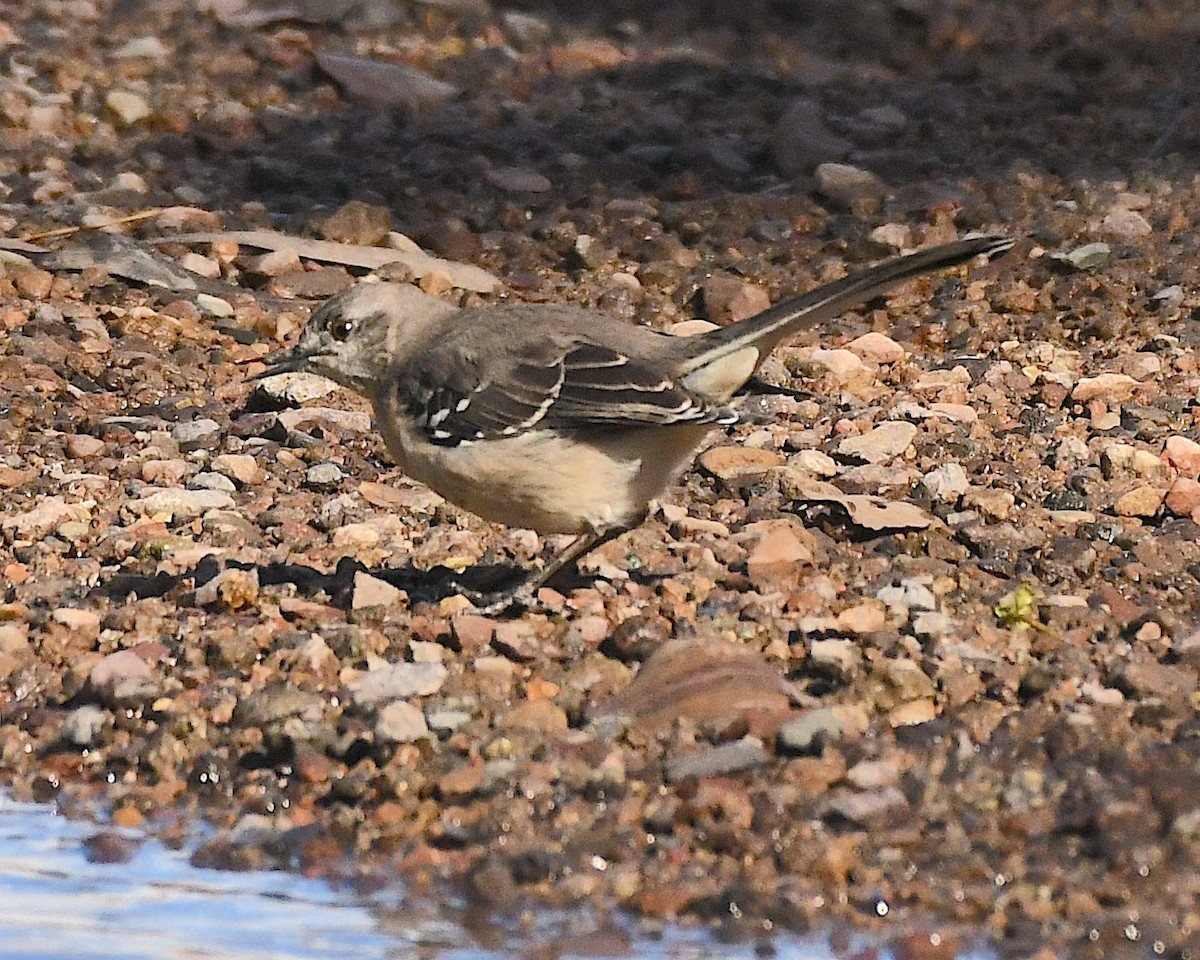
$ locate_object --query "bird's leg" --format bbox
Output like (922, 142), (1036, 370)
(464, 526), (629, 616)
(532, 528), (616, 590)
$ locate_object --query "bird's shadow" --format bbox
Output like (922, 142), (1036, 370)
(93, 553), (533, 610)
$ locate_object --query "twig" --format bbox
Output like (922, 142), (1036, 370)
(21, 207), (167, 242)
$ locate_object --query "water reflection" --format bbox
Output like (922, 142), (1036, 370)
(0, 792), (393, 960)
(0, 792), (986, 960)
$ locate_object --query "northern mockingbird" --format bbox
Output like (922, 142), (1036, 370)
(259, 234), (1014, 611)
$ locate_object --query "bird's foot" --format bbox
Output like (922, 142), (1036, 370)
(442, 529), (619, 617)
(473, 584), (538, 617)
(444, 577), (537, 617)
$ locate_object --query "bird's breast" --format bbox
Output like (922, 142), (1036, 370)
(373, 392), (716, 534)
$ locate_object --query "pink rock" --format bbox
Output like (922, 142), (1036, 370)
(242, 248), (302, 276)
(549, 38), (626, 72)
(929, 402), (977, 423)
(1072, 373), (1139, 403)
(744, 519), (813, 588)
(809, 348), (869, 380)
(1114, 485), (1164, 518)
(451, 614), (496, 651)
(836, 601), (887, 634)
(51, 608), (101, 635)
(701, 274), (771, 326)
(351, 572), (405, 610)
(847, 331), (905, 364)
(88, 649), (158, 704)
(66, 435), (106, 459)
(1163, 435), (1200, 478)
(697, 446), (782, 482)
(498, 699), (568, 733)
(1165, 476), (1200, 517)
(211, 454), (265, 486)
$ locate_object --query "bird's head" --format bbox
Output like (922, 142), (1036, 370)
(255, 282), (456, 396)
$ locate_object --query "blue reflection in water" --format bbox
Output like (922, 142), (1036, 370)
(0, 793), (393, 960)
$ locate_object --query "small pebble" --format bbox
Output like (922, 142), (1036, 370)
(105, 90), (151, 125)
(1100, 208), (1152, 239)
(350, 572), (406, 611)
(868, 223), (911, 249)
(1072, 373), (1138, 403)
(305, 462), (344, 491)
(187, 471), (236, 493)
(777, 708), (843, 755)
(814, 162), (887, 204)
(809, 348), (870, 381)
(210, 454), (265, 486)
(126, 487), (234, 519)
(809, 638), (860, 677)
(847, 332), (905, 364)
(375, 700), (429, 744)
(345, 661), (447, 708)
(172, 418), (221, 452)
(788, 449), (838, 478)
(317, 200), (391, 246)
(922, 463), (970, 502)
(701, 274), (771, 325)
(665, 737), (768, 783)
(1114, 485), (1164, 518)
(66, 435), (106, 459)
(486, 166), (552, 193)
(1052, 242), (1111, 271)
(837, 422), (918, 464)
(697, 446), (782, 482)
(62, 705), (109, 747)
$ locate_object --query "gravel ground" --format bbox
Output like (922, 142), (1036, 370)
(3, 1), (1200, 957)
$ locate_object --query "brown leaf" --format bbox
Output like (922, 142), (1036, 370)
(0, 237), (48, 253)
(45, 234), (199, 291)
(152, 229), (498, 293)
(207, 0), (352, 28)
(590, 638), (804, 734)
(315, 49), (459, 110)
(786, 478), (934, 532)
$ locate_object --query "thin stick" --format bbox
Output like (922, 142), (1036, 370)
(21, 207), (167, 242)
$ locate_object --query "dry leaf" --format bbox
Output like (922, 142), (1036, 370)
(204, 0), (352, 27)
(805, 493), (933, 531)
(152, 229), (498, 293)
(357, 481), (414, 510)
(0, 237), (48, 253)
(785, 477), (934, 531)
(45, 233), (200, 290)
(591, 638), (804, 733)
(315, 49), (459, 110)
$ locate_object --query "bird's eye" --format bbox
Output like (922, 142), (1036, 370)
(329, 318), (355, 341)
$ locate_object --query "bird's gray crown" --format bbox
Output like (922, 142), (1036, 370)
(261, 282), (456, 393)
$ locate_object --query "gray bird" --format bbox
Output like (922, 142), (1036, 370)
(258, 234), (1013, 611)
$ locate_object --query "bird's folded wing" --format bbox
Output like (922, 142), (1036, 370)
(396, 339), (736, 447)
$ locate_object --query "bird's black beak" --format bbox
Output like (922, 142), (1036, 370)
(249, 346), (310, 381)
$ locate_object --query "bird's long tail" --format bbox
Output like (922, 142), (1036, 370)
(677, 234), (1015, 393)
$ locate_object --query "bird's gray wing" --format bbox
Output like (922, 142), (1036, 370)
(395, 338), (736, 448)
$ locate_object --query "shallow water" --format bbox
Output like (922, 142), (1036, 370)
(0, 793), (396, 960)
(0, 792), (988, 960)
